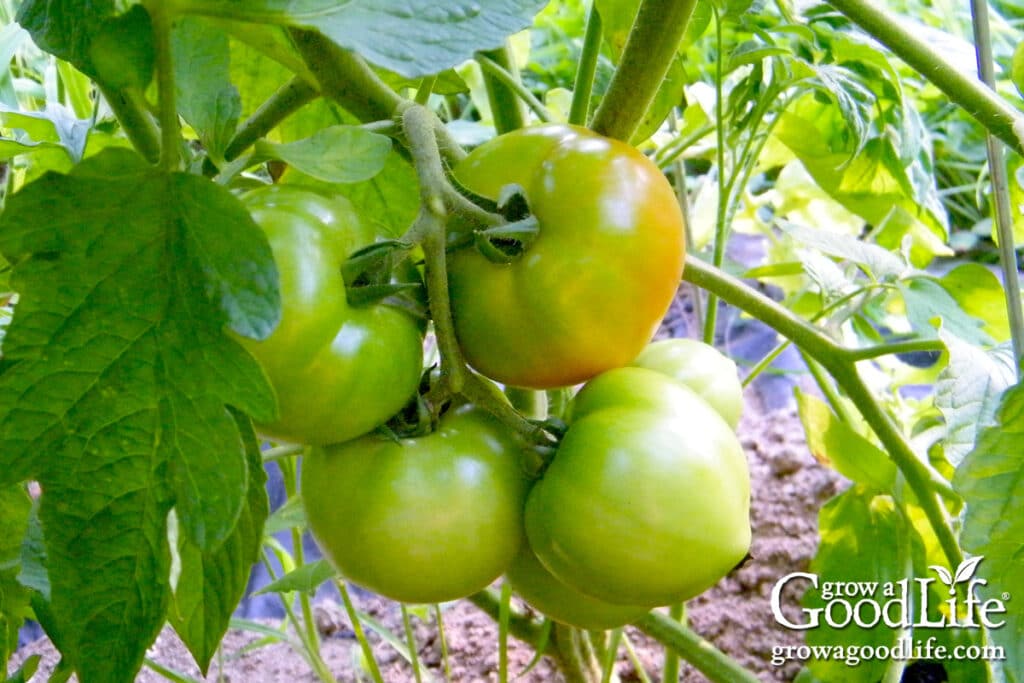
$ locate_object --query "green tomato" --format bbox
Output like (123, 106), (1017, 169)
(238, 185), (423, 445)
(448, 124), (686, 389)
(301, 405), (529, 604)
(632, 339), (743, 428)
(506, 543), (651, 630)
(526, 367), (750, 606)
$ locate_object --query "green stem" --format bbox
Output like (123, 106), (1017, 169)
(434, 605), (452, 681)
(337, 581), (385, 683)
(97, 84), (161, 164)
(145, 0), (181, 171)
(415, 76), (436, 105)
(661, 604), (685, 682)
(262, 444), (304, 464)
(590, 0), (699, 141)
(477, 53), (552, 124)
(291, 30), (465, 165)
(401, 605), (423, 683)
(704, 7), (728, 345)
(478, 45), (529, 132)
(224, 76), (318, 161)
(279, 457), (324, 665)
(553, 625), (600, 683)
(800, 350), (860, 426)
(826, 0), (1024, 155)
(498, 582), (512, 683)
(569, 2), (604, 127)
(845, 338), (945, 361)
(467, 589), (547, 647)
(638, 613), (757, 683)
(683, 256), (963, 570)
(969, 0), (1024, 372)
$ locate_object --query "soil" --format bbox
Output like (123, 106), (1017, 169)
(9, 390), (845, 682)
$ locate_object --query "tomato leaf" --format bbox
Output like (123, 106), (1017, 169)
(0, 149), (278, 682)
(15, 0), (113, 78)
(954, 381), (1024, 681)
(196, 0), (548, 79)
(172, 16), (241, 164)
(255, 559), (338, 596)
(795, 389), (896, 491)
(256, 126), (392, 184)
(898, 277), (993, 346)
(0, 104), (89, 163)
(804, 488), (916, 683)
(170, 412), (268, 674)
(934, 331), (1015, 468)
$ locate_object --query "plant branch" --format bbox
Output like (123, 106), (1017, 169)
(844, 339), (945, 362)
(224, 76), (318, 161)
(683, 256), (963, 570)
(145, 0), (181, 171)
(477, 53), (552, 124)
(590, 0), (699, 141)
(569, 2), (603, 126)
(637, 613), (759, 683)
(478, 45), (529, 132)
(97, 84), (161, 165)
(969, 0), (1024, 373)
(826, 0), (1024, 155)
(467, 589), (547, 647)
(290, 30), (465, 165)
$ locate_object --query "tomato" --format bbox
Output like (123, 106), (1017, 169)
(525, 367), (750, 606)
(301, 405), (529, 604)
(506, 543), (651, 630)
(237, 185), (423, 445)
(448, 124), (685, 389)
(632, 339), (743, 428)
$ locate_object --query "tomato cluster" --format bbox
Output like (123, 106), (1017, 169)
(234, 128), (749, 623)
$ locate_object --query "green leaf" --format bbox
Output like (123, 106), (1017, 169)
(935, 332), (1015, 468)
(0, 485), (31, 669)
(89, 5), (154, 92)
(15, 0), (114, 78)
(0, 149), (278, 683)
(795, 389), (896, 491)
(3, 654), (40, 683)
(954, 381), (1024, 681)
(256, 126), (391, 184)
(937, 264), (1012, 343)
(804, 488), (916, 683)
(170, 412), (269, 673)
(194, 0), (548, 78)
(255, 559), (338, 596)
(1013, 41), (1024, 99)
(0, 105), (90, 163)
(780, 220), (906, 281)
(173, 17), (242, 163)
(898, 277), (992, 346)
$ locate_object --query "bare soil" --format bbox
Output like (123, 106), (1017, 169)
(10, 394), (844, 682)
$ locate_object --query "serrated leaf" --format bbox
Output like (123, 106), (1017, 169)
(197, 0), (548, 78)
(0, 105), (89, 163)
(15, 0), (114, 78)
(899, 278), (993, 346)
(255, 559), (337, 596)
(0, 149), (278, 683)
(726, 41), (790, 73)
(938, 264), (1012, 343)
(934, 331), (1014, 468)
(264, 495), (306, 536)
(954, 381), (1024, 681)
(173, 16), (241, 162)
(805, 488), (916, 683)
(795, 389), (896, 491)
(170, 412), (269, 673)
(257, 126), (391, 184)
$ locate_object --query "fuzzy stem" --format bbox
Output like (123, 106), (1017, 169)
(589, 0), (699, 141)
(569, 2), (604, 127)
(224, 77), (318, 160)
(478, 45), (528, 132)
(637, 613), (759, 683)
(97, 84), (161, 164)
(145, 0), (181, 171)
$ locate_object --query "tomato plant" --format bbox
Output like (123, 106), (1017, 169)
(301, 405), (529, 604)
(525, 366), (751, 606)
(448, 124), (685, 388)
(0, 0), (1022, 681)
(237, 185), (424, 446)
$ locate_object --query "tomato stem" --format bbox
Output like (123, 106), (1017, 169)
(97, 83), (161, 165)
(568, 2), (603, 127)
(637, 612), (759, 683)
(589, 0), (699, 141)
(477, 45), (530, 132)
(224, 76), (318, 161)
(145, 0), (182, 171)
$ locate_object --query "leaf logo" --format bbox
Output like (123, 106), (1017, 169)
(930, 556), (984, 595)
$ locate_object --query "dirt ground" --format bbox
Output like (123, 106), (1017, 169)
(10, 388), (845, 682)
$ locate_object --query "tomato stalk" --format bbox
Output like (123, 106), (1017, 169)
(224, 76), (318, 161)
(589, 0), (700, 141)
(568, 2), (603, 127)
(683, 255), (964, 570)
(825, 0), (1024, 156)
(96, 83), (161, 165)
(637, 613), (759, 683)
(478, 45), (529, 132)
(477, 53), (553, 124)
(144, 0), (182, 171)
